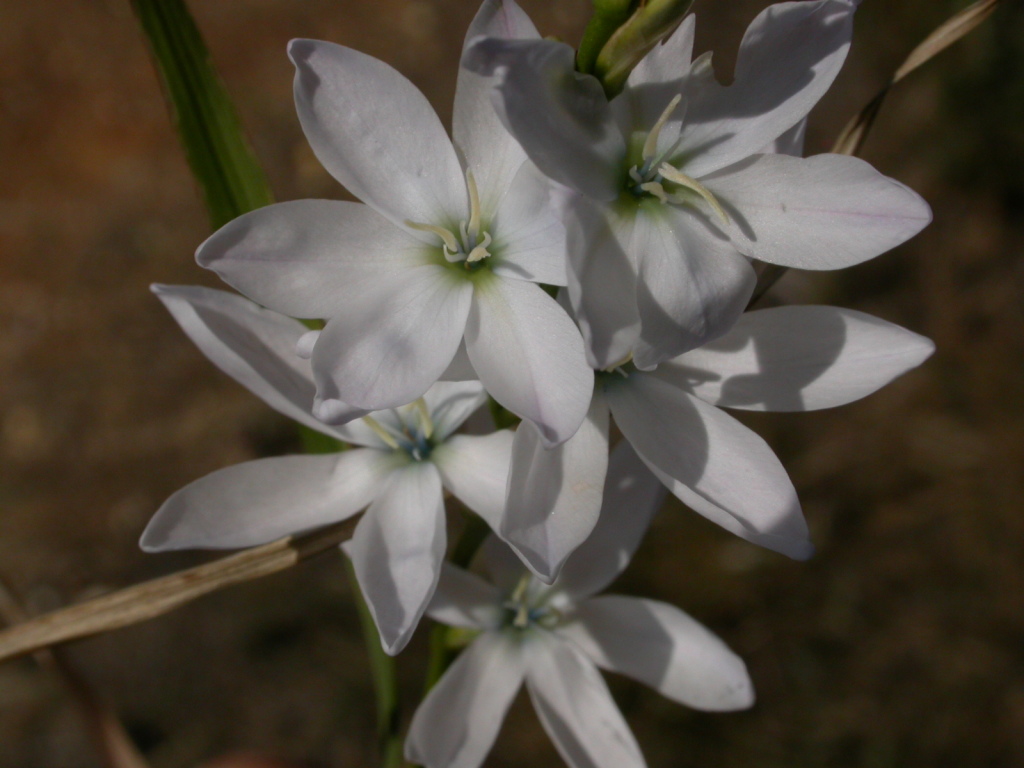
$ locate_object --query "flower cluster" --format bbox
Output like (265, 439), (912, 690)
(143, 1), (935, 765)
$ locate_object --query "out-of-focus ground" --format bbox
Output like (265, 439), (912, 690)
(1, 0), (1022, 766)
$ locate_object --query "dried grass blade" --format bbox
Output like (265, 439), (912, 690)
(833, 0), (1000, 156)
(0, 520), (355, 664)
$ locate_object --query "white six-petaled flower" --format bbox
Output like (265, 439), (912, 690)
(143, 285), (515, 654)
(466, 0), (932, 370)
(406, 443), (754, 768)
(193, 0), (592, 447)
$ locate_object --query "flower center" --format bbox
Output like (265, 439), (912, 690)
(626, 94), (729, 225)
(405, 170), (493, 268)
(361, 398), (436, 461)
(502, 574), (561, 631)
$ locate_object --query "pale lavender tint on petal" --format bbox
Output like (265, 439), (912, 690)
(454, 0), (538, 214)
(501, 391), (608, 583)
(312, 265), (473, 414)
(557, 595), (754, 711)
(703, 153), (932, 270)
(663, 305), (935, 412)
(288, 39), (466, 231)
(679, 0), (858, 177)
(348, 461), (447, 654)
(141, 448), (397, 551)
(406, 633), (524, 768)
(464, 37), (625, 201)
(152, 284), (361, 435)
(555, 440), (667, 600)
(605, 373), (812, 559)
(525, 632), (646, 768)
(194, 199), (428, 319)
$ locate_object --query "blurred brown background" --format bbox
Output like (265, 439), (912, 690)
(1, 0), (1022, 766)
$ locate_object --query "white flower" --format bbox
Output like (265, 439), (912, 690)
(406, 443), (754, 768)
(194, 0), (591, 446)
(502, 305), (936, 579)
(466, 0), (932, 369)
(142, 285), (515, 654)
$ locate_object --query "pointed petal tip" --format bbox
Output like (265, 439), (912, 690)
(286, 38), (318, 67)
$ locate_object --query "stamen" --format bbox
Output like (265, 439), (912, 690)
(657, 163), (730, 224)
(628, 166), (644, 184)
(466, 169), (483, 243)
(405, 220), (460, 253)
(639, 181), (669, 204)
(413, 398), (434, 439)
(643, 94), (683, 162)
(361, 416), (401, 451)
(465, 231), (492, 263)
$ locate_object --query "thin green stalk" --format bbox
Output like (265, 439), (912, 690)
(346, 558), (404, 768)
(131, 0), (273, 229)
(577, 0), (639, 74)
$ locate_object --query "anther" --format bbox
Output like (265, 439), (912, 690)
(361, 416), (401, 451)
(465, 231), (492, 264)
(413, 398), (434, 439)
(657, 163), (730, 225)
(405, 221), (461, 254)
(643, 94), (683, 162)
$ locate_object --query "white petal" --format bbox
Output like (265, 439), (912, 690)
(502, 394), (608, 583)
(349, 462), (447, 654)
(406, 633), (524, 768)
(465, 277), (591, 446)
(141, 449), (397, 551)
(288, 39), (466, 230)
(667, 305), (935, 411)
(704, 153), (932, 269)
(525, 632), (646, 768)
(463, 37), (625, 200)
(558, 596), (754, 711)
(561, 193), (640, 370)
(491, 163), (568, 286)
(195, 200), (430, 318)
(631, 206), (756, 369)
(604, 373), (812, 559)
(681, 0), (857, 177)
(423, 380), (489, 440)
(427, 562), (504, 630)
(556, 441), (666, 599)
(454, 0), (538, 214)
(151, 285), (358, 435)
(433, 431), (515, 532)
(625, 15), (696, 89)
(760, 117), (806, 157)
(312, 266), (473, 413)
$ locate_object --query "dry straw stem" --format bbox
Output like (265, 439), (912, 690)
(833, 0), (1000, 155)
(751, 0), (1000, 307)
(0, 519), (355, 665)
(0, 576), (152, 768)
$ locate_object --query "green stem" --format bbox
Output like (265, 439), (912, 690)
(577, 0), (639, 74)
(131, 0), (274, 229)
(422, 514), (492, 694)
(345, 558), (404, 768)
